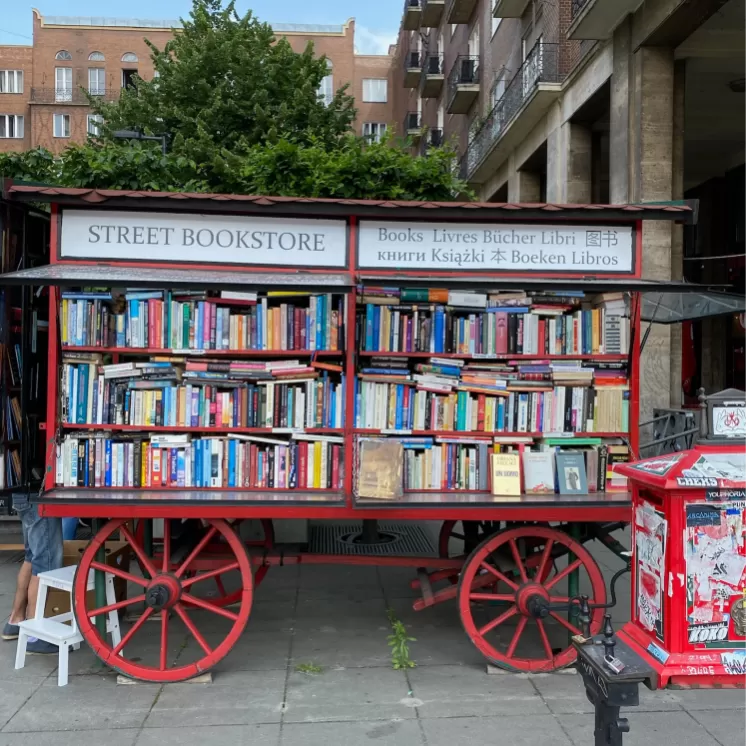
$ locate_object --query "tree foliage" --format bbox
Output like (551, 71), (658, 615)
(0, 0), (472, 200)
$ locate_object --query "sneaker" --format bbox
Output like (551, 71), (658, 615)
(1, 622), (19, 641)
(26, 638), (58, 655)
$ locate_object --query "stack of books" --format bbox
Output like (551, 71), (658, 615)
(56, 432), (343, 490)
(61, 290), (345, 352)
(357, 287), (629, 356)
(402, 436), (491, 491)
(354, 356), (628, 434)
(61, 354), (344, 430)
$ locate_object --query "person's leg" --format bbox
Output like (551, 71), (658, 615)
(25, 575), (41, 620)
(62, 517), (77, 541)
(9, 562), (32, 624)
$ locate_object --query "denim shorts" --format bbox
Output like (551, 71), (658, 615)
(13, 494), (63, 576)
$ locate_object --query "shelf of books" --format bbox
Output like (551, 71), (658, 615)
(53, 287), (349, 502)
(352, 285), (635, 507)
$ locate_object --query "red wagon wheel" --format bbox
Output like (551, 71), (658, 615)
(438, 521), (499, 559)
(458, 526), (606, 673)
(134, 518), (273, 605)
(74, 518), (253, 683)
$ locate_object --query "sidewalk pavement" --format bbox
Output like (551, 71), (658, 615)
(0, 535), (742, 746)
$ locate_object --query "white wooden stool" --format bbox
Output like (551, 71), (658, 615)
(15, 565), (122, 686)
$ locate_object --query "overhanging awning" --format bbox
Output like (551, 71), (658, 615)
(641, 290), (745, 323)
(0, 263), (352, 290)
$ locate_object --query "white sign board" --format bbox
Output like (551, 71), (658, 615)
(357, 221), (634, 273)
(60, 210), (348, 268)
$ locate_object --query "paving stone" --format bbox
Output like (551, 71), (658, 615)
(407, 664), (548, 718)
(283, 667), (416, 723)
(689, 707), (746, 746)
(145, 669), (286, 727)
(290, 624), (392, 669)
(0, 729), (139, 746)
(280, 719), (423, 746)
(671, 687), (746, 711)
(421, 714), (574, 746)
(137, 723), (280, 746)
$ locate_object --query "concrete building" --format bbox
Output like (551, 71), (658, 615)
(0, 10), (395, 154)
(391, 0), (745, 422)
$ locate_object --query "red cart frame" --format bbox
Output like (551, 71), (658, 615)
(1, 184), (697, 682)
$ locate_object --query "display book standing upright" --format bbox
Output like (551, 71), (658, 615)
(0, 200), (49, 511)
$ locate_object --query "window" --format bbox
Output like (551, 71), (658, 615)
(492, 70), (506, 106)
(88, 51), (105, 61)
(0, 114), (23, 139)
(491, 3), (502, 37)
(55, 67), (72, 102)
(55, 50), (72, 61)
(122, 69), (138, 88)
(363, 122), (387, 143)
(121, 52), (138, 63)
(53, 113), (70, 138)
(0, 70), (23, 94)
(318, 61), (333, 106)
(87, 114), (103, 136)
(88, 68), (106, 95)
(362, 79), (387, 103)
(468, 24), (480, 58)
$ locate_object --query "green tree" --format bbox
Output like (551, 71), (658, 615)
(92, 0), (356, 160)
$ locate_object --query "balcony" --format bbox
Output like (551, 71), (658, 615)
(419, 127), (443, 156)
(568, 0), (643, 40)
(461, 42), (563, 183)
(421, 0), (445, 28)
(403, 50), (422, 88)
(402, 0), (422, 30)
(30, 87), (120, 105)
(447, 55), (480, 115)
(446, 0), (478, 24)
(419, 53), (444, 98)
(404, 111), (423, 140)
(492, 0), (530, 17)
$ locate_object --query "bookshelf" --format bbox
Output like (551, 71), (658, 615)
(0, 201), (49, 507)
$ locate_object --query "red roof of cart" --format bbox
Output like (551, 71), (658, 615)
(1, 182), (697, 223)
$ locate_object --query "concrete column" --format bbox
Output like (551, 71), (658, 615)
(609, 18), (632, 204)
(511, 170), (542, 202)
(547, 122), (592, 203)
(631, 46), (676, 432)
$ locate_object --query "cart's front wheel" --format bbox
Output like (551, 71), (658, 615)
(457, 526), (606, 673)
(74, 518), (253, 683)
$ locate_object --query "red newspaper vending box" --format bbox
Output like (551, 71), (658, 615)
(615, 389), (746, 688)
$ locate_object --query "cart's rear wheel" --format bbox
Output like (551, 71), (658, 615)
(438, 521), (499, 559)
(74, 518), (252, 683)
(458, 526), (606, 673)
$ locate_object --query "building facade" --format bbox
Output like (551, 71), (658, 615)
(0, 11), (395, 154)
(391, 0), (745, 422)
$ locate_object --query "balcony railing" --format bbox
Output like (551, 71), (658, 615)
(420, 53), (444, 97)
(30, 87), (120, 105)
(402, 0), (422, 31)
(447, 55), (480, 114)
(461, 42), (561, 180)
(404, 111), (422, 133)
(419, 127), (443, 155)
(404, 49), (423, 87)
(571, 0), (591, 19)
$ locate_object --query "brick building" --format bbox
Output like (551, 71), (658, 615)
(0, 10), (395, 154)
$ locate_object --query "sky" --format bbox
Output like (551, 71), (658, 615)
(0, 1), (401, 54)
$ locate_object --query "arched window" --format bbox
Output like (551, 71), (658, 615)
(55, 50), (72, 61)
(318, 60), (333, 107)
(88, 51), (105, 61)
(121, 52), (138, 63)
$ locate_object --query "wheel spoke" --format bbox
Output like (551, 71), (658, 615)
(549, 611), (583, 636)
(545, 558), (583, 591)
(536, 619), (553, 659)
(469, 593), (515, 602)
(508, 539), (528, 583)
(215, 576), (227, 597)
(88, 594), (146, 618)
(174, 603), (212, 655)
(162, 520), (171, 573)
(451, 532), (466, 541)
(535, 539), (554, 583)
(506, 616), (528, 658)
(478, 604), (517, 636)
(181, 561), (241, 589)
(112, 607), (154, 656)
(120, 524), (158, 579)
(479, 561), (518, 591)
(182, 592), (239, 621)
(90, 560), (148, 588)
(175, 526), (218, 578)
(160, 611), (169, 671)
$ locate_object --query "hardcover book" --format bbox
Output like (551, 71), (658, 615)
(556, 452), (588, 495)
(356, 439), (403, 499)
(490, 453), (522, 497)
(522, 451), (555, 494)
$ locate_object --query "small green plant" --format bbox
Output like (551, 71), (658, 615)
(295, 662), (324, 675)
(387, 608), (416, 670)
